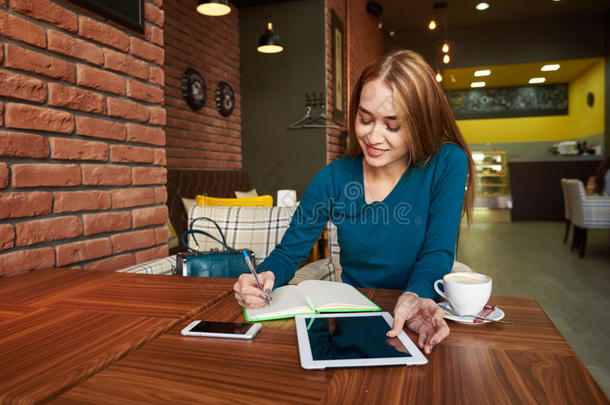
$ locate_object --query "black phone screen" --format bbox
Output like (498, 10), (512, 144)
(189, 321), (253, 335)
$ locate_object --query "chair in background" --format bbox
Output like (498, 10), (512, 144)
(563, 179), (610, 258)
(560, 178), (572, 244)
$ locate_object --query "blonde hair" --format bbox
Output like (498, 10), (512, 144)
(345, 50), (476, 225)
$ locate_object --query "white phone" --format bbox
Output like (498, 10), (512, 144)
(181, 320), (262, 339)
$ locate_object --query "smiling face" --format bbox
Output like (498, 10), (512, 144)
(355, 78), (409, 174)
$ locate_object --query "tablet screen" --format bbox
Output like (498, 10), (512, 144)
(304, 315), (412, 361)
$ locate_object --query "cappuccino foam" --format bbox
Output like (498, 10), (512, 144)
(446, 273), (489, 285)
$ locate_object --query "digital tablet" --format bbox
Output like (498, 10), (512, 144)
(295, 312), (428, 369)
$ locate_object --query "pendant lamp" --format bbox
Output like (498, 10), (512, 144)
(196, 0), (231, 17)
(257, 21), (283, 54)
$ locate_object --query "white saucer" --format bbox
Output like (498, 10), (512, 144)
(438, 302), (505, 325)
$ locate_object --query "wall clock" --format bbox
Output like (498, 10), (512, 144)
(181, 68), (206, 111)
(215, 81), (235, 117)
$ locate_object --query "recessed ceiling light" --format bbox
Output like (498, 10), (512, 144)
(474, 69), (491, 77)
(389, 30), (395, 36)
(471, 81), (486, 88)
(475, 2), (489, 10)
(541, 64), (560, 71)
(529, 77), (546, 84)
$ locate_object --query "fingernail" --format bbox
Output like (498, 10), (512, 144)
(432, 339), (438, 346)
(265, 288), (271, 295)
(259, 293), (267, 300)
(432, 319), (438, 327)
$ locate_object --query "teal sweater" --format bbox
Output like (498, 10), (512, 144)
(258, 143), (468, 299)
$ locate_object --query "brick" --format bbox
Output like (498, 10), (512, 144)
(16, 216), (82, 246)
(47, 29), (103, 65)
(132, 166), (167, 185)
(135, 244), (168, 264)
(144, 2), (164, 27)
(12, 164), (80, 188)
(0, 191), (52, 219)
(53, 190), (111, 213)
(148, 24), (163, 47)
(5, 103), (74, 133)
(82, 211), (131, 236)
(0, 247), (55, 277)
(127, 79), (163, 103)
(0, 11), (46, 48)
(84, 253), (135, 271)
(49, 137), (108, 161)
(154, 225), (169, 244)
(0, 162), (8, 189)
(55, 237), (111, 267)
(48, 83), (105, 113)
(103, 49), (149, 80)
(107, 97), (149, 122)
(0, 131), (49, 158)
(110, 144), (154, 163)
(130, 37), (163, 65)
(5, 44), (75, 82)
(0, 70), (47, 103)
(125, 123), (165, 146)
(11, 0), (77, 32)
(76, 116), (126, 141)
(77, 64), (126, 96)
(0, 102), (3, 125)
(78, 16), (129, 51)
(154, 186), (167, 204)
(148, 66), (164, 87)
(153, 148), (166, 166)
(0, 224), (14, 251)
(132, 205), (168, 228)
(111, 229), (155, 254)
(149, 0), (162, 7)
(82, 164), (131, 186)
(111, 187), (155, 209)
(149, 107), (166, 125)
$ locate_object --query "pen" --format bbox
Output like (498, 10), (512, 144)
(242, 250), (270, 305)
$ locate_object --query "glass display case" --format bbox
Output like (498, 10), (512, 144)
(472, 151), (512, 209)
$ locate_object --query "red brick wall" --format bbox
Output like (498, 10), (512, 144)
(163, 1), (241, 169)
(326, 0), (384, 163)
(0, 0), (168, 276)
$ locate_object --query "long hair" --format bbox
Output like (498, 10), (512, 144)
(593, 155), (610, 195)
(345, 50), (476, 225)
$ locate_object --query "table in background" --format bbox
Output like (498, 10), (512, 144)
(55, 290), (607, 404)
(0, 268), (234, 405)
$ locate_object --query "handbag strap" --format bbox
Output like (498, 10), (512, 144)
(180, 229), (239, 253)
(189, 217), (228, 246)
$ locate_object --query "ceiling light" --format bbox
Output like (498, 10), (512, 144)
(257, 21), (283, 54)
(442, 42), (450, 53)
(435, 72), (443, 82)
(471, 82), (486, 88)
(428, 19), (437, 30)
(389, 30), (395, 36)
(378, 22), (383, 29)
(475, 2), (489, 11)
(196, 0), (231, 16)
(541, 64), (560, 71)
(529, 77), (546, 84)
(474, 69), (491, 77)
(443, 54), (450, 64)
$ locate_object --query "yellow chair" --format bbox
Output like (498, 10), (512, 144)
(196, 194), (273, 207)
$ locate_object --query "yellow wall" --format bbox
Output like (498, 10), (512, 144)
(457, 59), (605, 144)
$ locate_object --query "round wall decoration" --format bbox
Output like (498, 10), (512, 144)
(181, 68), (206, 111)
(586, 92), (594, 107)
(215, 81), (235, 117)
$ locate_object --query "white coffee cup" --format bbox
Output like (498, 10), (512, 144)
(434, 272), (492, 316)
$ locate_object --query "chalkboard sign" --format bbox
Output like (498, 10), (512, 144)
(71, 0), (144, 32)
(445, 84), (568, 120)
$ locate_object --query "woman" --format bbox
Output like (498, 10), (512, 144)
(592, 155), (610, 196)
(234, 50), (475, 355)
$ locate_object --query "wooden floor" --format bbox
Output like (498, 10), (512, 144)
(457, 218), (610, 397)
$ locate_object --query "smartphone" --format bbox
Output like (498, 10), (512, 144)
(180, 320), (262, 339)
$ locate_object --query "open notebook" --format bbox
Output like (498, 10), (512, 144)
(243, 280), (381, 322)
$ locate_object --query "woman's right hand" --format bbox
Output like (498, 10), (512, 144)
(233, 271), (275, 309)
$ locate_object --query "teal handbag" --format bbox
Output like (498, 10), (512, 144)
(176, 217), (254, 278)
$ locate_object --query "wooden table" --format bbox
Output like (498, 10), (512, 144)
(0, 270), (607, 404)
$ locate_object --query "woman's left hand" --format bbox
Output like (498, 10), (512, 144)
(386, 291), (449, 355)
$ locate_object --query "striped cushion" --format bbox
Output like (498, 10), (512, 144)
(564, 179), (610, 228)
(187, 205), (297, 266)
(118, 255), (177, 275)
